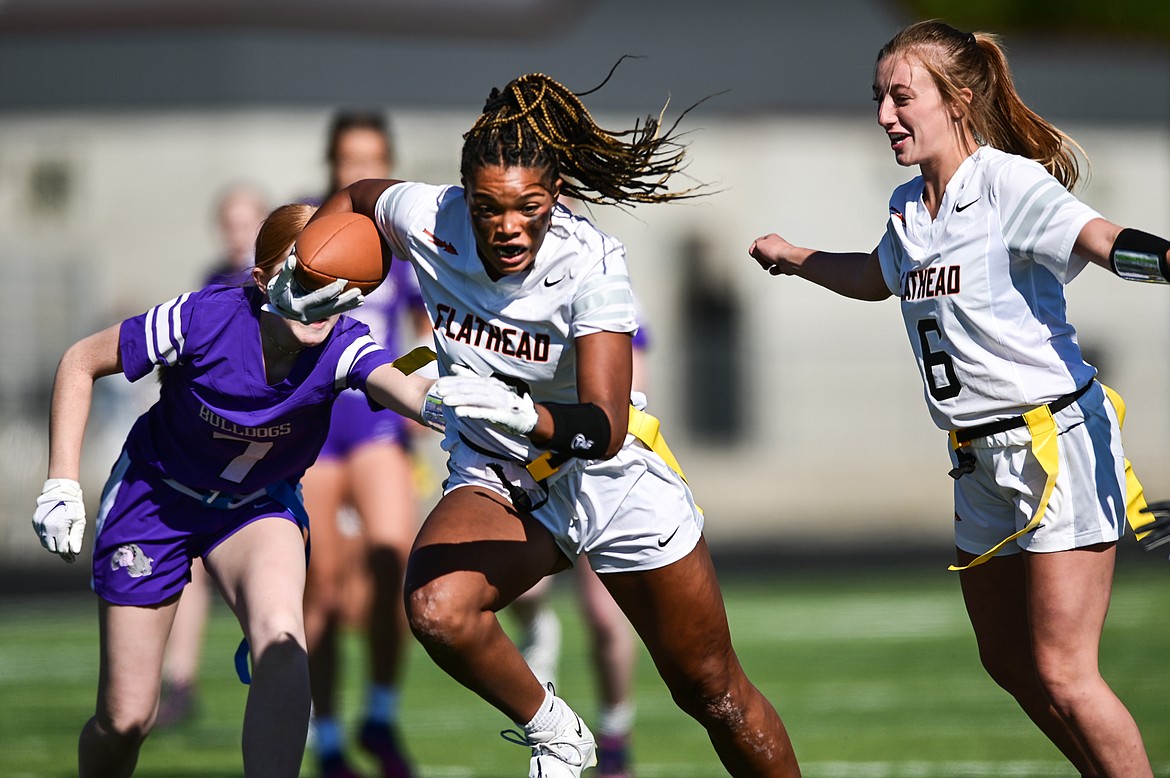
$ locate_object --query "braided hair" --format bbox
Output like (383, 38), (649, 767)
(460, 67), (699, 207)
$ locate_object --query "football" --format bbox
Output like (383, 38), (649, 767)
(293, 212), (385, 294)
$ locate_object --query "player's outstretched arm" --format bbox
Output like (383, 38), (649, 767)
(35, 323), (122, 562)
(749, 233), (891, 301)
(364, 364), (441, 428)
(47, 324), (122, 482)
(1076, 217), (1170, 283)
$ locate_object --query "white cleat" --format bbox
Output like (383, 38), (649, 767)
(503, 710), (597, 777)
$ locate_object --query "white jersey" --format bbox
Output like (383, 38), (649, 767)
(877, 146), (1101, 430)
(374, 182), (638, 461)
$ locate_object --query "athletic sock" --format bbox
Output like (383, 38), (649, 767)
(313, 716), (344, 759)
(364, 684), (400, 727)
(523, 686), (563, 735)
(596, 700), (635, 737)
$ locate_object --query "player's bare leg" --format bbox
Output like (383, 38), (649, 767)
(79, 598), (179, 778)
(207, 516), (311, 778)
(350, 441), (415, 692)
(578, 562), (636, 709)
(958, 550), (1096, 773)
(602, 537), (800, 777)
(1026, 544), (1153, 777)
(349, 440), (417, 774)
(578, 560), (637, 775)
(301, 459), (348, 722)
(507, 576), (561, 687)
(157, 559), (211, 728)
(405, 487), (565, 722)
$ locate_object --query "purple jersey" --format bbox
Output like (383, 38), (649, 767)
(118, 285), (394, 493)
(317, 254), (424, 458)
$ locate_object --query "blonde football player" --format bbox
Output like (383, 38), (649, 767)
(290, 71), (802, 777)
(749, 20), (1160, 777)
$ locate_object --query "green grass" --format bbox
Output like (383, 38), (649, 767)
(1, 558), (1166, 777)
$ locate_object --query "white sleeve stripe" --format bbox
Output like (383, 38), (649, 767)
(143, 293), (189, 367)
(334, 335), (381, 389)
(144, 307), (159, 365)
(1017, 202), (1066, 261)
(168, 293), (189, 361)
(1003, 181), (1070, 250)
(573, 288), (635, 318)
(1001, 179), (1048, 239)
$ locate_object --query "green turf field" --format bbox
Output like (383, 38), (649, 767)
(1, 557), (1166, 777)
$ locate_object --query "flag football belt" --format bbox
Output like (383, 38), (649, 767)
(947, 381), (1151, 571)
(526, 404), (689, 485)
(161, 477), (268, 510)
(457, 403), (690, 516)
(392, 344), (438, 375)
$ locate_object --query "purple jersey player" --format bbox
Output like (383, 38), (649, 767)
(31, 202), (461, 778)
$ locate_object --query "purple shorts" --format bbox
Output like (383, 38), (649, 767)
(317, 390), (411, 461)
(92, 452), (304, 606)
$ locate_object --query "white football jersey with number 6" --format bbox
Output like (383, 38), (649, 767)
(877, 146), (1102, 430)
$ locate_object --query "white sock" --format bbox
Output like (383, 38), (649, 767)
(596, 701), (635, 737)
(523, 687), (563, 735)
(365, 684), (399, 726)
(313, 716), (344, 759)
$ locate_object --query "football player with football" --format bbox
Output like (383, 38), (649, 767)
(277, 69), (802, 778)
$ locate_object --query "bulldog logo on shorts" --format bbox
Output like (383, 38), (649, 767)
(110, 544), (154, 578)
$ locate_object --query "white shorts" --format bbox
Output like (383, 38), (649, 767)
(950, 381), (1129, 557)
(442, 434), (704, 573)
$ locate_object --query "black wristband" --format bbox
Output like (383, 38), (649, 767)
(1109, 228), (1170, 284)
(544, 402), (611, 459)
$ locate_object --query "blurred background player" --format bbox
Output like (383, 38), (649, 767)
(300, 110), (430, 778)
(506, 302), (650, 778)
(155, 181), (269, 729)
(203, 183), (270, 286)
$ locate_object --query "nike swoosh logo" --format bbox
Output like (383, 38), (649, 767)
(955, 197), (980, 212)
(543, 276), (565, 287)
(575, 716), (583, 737)
(658, 527), (680, 547)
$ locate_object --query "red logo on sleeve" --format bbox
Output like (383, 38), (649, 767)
(423, 229), (458, 255)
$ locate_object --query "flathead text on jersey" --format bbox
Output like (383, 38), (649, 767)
(432, 303), (551, 362)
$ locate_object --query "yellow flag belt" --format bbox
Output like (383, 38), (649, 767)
(948, 382), (1152, 572)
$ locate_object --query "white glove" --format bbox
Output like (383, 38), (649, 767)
(434, 365), (539, 436)
(33, 478), (87, 563)
(265, 254), (364, 324)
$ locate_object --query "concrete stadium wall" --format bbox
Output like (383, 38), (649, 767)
(1, 108), (1167, 567)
